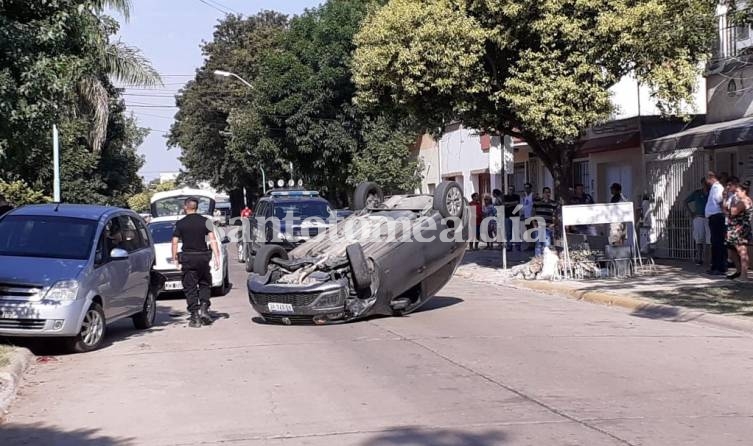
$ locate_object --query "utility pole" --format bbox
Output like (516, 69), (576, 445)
(53, 124), (60, 202)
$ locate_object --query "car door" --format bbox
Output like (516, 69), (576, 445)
(117, 215), (152, 312)
(92, 217), (130, 319)
(250, 201), (267, 253)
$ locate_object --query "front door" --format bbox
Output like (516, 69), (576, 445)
(93, 218), (130, 319)
(118, 216), (152, 312)
(604, 163), (632, 202)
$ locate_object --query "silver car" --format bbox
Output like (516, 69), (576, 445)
(0, 204), (156, 352)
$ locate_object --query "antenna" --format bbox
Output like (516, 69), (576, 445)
(54, 201), (61, 212)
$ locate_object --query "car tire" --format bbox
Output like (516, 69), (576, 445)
(132, 289), (157, 329)
(353, 182), (384, 210)
(346, 243), (371, 291)
(433, 181), (465, 219)
(245, 250), (255, 272)
(66, 303), (106, 353)
(253, 245), (288, 275)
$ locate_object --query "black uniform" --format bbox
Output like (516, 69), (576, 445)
(173, 214), (212, 312)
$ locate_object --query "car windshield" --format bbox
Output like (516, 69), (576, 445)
(152, 196), (212, 217)
(0, 215), (97, 260)
(273, 201), (331, 220)
(148, 222), (176, 244)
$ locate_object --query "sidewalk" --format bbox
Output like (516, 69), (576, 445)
(457, 248), (753, 326)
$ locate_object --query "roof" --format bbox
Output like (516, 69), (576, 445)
(9, 204), (124, 221)
(644, 116), (753, 153)
(150, 188), (215, 203)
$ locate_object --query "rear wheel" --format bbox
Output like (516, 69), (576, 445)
(253, 245), (288, 275)
(66, 303), (106, 353)
(132, 289), (156, 329)
(353, 182), (383, 210)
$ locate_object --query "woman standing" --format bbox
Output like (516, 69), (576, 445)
(482, 194), (498, 249)
(724, 179), (753, 280)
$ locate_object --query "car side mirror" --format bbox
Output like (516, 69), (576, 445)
(110, 248), (129, 260)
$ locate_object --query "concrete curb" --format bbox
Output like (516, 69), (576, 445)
(0, 348), (34, 418)
(510, 279), (753, 335)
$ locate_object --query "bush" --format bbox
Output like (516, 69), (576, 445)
(0, 180), (51, 206)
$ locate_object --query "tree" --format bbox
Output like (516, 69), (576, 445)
(0, 180), (50, 206)
(169, 12), (289, 200)
(352, 0), (717, 199)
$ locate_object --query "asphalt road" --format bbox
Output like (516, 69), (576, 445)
(2, 252), (753, 445)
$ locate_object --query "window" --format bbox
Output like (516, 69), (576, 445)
(573, 160), (591, 194)
(117, 216), (141, 253)
(133, 217), (151, 249)
(148, 221), (176, 244)
(272, 201), (332, 220)
(0, 215), (97, 260)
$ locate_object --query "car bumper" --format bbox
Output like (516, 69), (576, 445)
(0, 298), (88, 337)
(247, 275), (354, 324)
(153, 267), (223, 292)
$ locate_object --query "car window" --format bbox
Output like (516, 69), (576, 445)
(133, 217), (151, 249)
(273, 201), (331, 220)
(0, 215), (97, 260)
(148, 221), (176, 244)
(117, 216), (141, 253)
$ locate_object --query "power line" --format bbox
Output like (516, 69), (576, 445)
(206, 0), (239, 14)
(129, 111), (176, 120)
(127, 104), (179, 109)
(123, 93), (177, 98)
(197, 0), (230, 15)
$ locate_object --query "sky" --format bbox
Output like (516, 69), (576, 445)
(114, 0), (321, 181)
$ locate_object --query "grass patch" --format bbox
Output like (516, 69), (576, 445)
(636, 282), (753, 316)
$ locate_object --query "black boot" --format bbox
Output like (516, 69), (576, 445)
(188, 311), (202, 328)
(198, 303), (213, 325)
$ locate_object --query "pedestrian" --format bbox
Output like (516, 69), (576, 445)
(609, 183), (627, 203)
(521, 183), (536, 250)
(482, 194), (497, 249)
(705, 171), (727, 276)
(503, 186), (521, 251)
(171, 197), (221, 327)
(570, 183), (595, 235)
(469, 193), (482, 250)
(0, 194), (13, 217)
(684, 178), (710, 266)
(533, 187), (557, 255)
(724, 178), (753, 280)
(607, 183), (628, 245)
(241, 206), (252, 218)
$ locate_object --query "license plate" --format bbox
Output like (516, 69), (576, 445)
(164, 281), (182, 291)
(268, 302), (294, 313)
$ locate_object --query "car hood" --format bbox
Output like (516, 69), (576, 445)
(0, 256), (87, 286)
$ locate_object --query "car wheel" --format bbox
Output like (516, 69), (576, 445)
(353, 182), (384, 210)
(132, 289), (157, 329)
(253, 245), (288, 275)
(346, 243), (371, 291)
(66, 303), (106, 353)
(433, 181), (465, 219)
(245, 250), (255, 272)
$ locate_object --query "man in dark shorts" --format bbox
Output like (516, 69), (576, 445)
(171, 197), (221, 327)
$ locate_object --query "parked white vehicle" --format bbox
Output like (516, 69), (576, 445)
(148, 188), (230, 296)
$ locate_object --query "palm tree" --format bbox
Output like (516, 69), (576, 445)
(80, 0), (163, 152)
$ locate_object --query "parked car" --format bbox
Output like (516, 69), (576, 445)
(239, 189), (334, 272)
(246, 181), (468, 324)
(148, 216), (231, 297)
(0, 204), (156, 352)
(214, 201), (232, 226)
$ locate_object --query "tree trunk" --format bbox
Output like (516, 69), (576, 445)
(526, 138), (576, 204)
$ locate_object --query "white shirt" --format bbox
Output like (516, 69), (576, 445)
(705, 181), (724, 217)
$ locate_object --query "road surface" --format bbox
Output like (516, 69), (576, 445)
(1, 253), (753, 445)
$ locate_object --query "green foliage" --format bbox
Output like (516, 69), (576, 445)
(0, 180), (51, 206)
(125, 180), (175, 212)
(353, 0), (718, 196)
(0, 0), (154, 206)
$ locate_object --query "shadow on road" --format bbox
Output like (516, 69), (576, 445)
(360, 427), (507, 446)
(0, 304), (181, 356)
(0, 424), (133, 446)
(415, 296), (463, 313)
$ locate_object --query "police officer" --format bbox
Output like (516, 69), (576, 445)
(171, 197), (221, 327)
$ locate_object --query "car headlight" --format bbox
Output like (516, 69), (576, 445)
(44, 280), (80, 302)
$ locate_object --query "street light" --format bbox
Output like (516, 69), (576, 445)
(213, 69), (254, 89)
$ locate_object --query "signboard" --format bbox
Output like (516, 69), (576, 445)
(560, 202), (635, 226)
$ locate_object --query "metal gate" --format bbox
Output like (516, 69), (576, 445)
(645, 148), (709, 259)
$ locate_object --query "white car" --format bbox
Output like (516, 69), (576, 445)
(148, 216), (230, 296)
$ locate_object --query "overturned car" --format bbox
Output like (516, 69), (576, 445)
(246, 181), (468, 324)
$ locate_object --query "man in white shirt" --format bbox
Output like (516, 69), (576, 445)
(705, 171), (727, 275)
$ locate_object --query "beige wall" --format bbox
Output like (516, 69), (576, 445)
(589, 147), (643, 203)
(414, 134), (440, 193)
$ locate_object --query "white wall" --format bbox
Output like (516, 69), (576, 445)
(414, 135), (440, 193)
(439, 124), (489, 196)
(610, 73), (706, 120)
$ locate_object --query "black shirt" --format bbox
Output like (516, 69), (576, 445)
(173, 214), (211, 252)
(503, 194), (520, 217)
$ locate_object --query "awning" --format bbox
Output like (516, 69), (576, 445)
(644, 116), (753, 153)
(576, 131), (641, 155)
